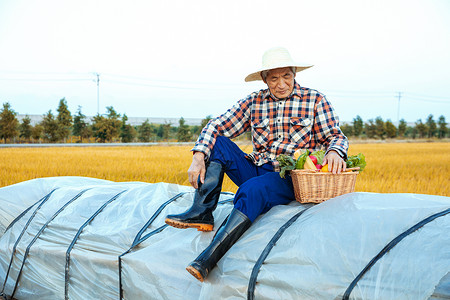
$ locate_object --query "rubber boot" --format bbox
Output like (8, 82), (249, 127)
(186, 209), (251, 282)
(165, 161), (224, 231)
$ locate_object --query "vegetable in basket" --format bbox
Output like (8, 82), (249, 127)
(277, 150), (366, 178)
(276, 154), (296, 178)
(345, 153), (366, 171)
(310, 150), (366, 172)
(311, 150), (325, 165)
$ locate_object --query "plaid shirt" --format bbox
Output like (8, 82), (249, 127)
(192, 82), (348, 167)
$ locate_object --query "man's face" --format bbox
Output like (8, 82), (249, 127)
(263, 67), (296, 99)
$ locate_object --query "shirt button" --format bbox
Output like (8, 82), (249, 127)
(278, 135), (282, 138)
(278, 119), (281, 122)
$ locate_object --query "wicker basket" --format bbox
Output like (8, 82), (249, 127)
(290, 167), (360, 204)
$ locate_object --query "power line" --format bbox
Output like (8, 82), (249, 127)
(326, 89), (395, 96)
(0, 71), (245, 88)
(102, 79), (202, 90)
(405, 98), (450, 104)
(102, 73), (244, 87)
(330, 92), (450, 104)
(0, 78), (91, 82)
(402, 95), (450, 104)
(101, 78), (238, 91)
(0, 71), (92, 82)
(0, 70), (449, 105)
(403, 92), (450, 101)
(328, 94), (394, 99)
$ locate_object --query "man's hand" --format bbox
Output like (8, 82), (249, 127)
(188, 152), (206, 189)
(322, 150), (346, 174)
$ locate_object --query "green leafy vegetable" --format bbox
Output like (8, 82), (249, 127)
(346, 153), (367, 171)
(276, 154), (296, 178)
(311, 150), (325, 165)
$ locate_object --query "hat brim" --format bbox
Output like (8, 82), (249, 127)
(245, 65), (313, 82)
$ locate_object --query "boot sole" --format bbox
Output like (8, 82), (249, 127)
(165, 218), (213, 232)
(186, 265), (204, 282)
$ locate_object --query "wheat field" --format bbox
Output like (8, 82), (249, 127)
(0, 142), (449, 196)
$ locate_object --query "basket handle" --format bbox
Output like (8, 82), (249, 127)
(346, 167), (360, 172)
(292, 167), (360, 173)
(293, 169), (319, 173)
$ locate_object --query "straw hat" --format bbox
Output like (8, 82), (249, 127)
(245, 47), (313, 82)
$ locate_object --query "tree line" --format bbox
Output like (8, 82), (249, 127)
(340, 115), (448, 139)
(0, 100), (448, 144)
(0, 100), (212, 143)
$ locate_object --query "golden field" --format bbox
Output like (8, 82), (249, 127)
(0, 142), (449, 196)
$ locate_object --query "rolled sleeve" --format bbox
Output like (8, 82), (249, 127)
(313, 94), (349, 159)
(192, 96), (252, 159)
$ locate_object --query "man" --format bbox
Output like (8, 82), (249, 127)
(165, 47), (348, 282)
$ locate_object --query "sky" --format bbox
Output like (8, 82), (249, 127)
(0, 0), (449, 124)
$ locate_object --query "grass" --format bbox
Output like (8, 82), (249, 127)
(0, 142), (448, 196)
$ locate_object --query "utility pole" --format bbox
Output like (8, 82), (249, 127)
(397, 92), (402, 123)
(94, 73), (100, 115)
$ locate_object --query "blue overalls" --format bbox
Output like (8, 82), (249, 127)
(208, 136), (295, 222)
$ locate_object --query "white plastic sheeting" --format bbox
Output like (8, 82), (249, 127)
(0, 176), (449, 300)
